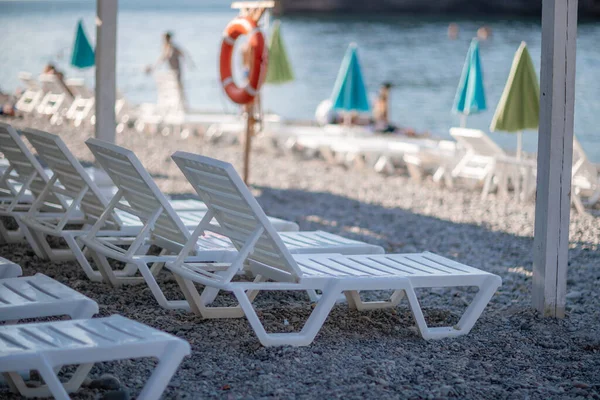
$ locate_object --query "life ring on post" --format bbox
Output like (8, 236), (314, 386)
(219, 16), (267, 105)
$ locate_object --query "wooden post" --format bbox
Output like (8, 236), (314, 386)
(533, 0), (578, 318)
(95, 0), (118, 143)
(243, 102), (255, 184)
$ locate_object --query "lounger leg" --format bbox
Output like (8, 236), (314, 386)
(233, 282), (341, 346)
(136, 344), (189, 400)
(572, 192), (587, 214)
(345, 289), (405, 311)
(33, 358), (70, 400)
(17, 220), (49, 259)
(174, 274), (263, 319)
(403, 276), (501, 340)
(135, 260), (190, 310)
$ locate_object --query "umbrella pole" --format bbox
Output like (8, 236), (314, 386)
(517, 130), (523, 160)
(243, 102), (254, 185)
(460, 114), (467, 128)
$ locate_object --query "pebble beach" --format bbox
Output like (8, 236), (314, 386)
(1, 114), (599, 399)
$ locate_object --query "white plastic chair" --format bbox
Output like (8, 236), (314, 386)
(0, 273), (99, 322)
(166, 153), (502, 346)
(36, 74), (73, 124)
(64, 79), (95, 127)
(449, 127), (523, 198)
(0, 315), (191, 400)
(14, 72), (44, 114)
(17, 128), (231, 283)
(80, 139), (384, 310)
(571, 136), (600, 213)
(0, 123), (70, 247)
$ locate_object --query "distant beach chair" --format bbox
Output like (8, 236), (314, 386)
(403, 140), (458, 186)
(0, 315), (190, 400)
(571, 136), (600, 213)
(79, 139), (383, 310)
(135, 72), (242, 136)
(165, 153), (502, 346)
(64, 78), (95, 127)
(449, 127), (531, 199)
(14, 72), (44, 114)
(36, 74), (73, 124)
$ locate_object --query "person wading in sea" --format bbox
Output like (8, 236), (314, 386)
(146, 31), (196, 110)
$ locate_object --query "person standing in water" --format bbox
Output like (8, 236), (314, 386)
(147, 31), (196, 109)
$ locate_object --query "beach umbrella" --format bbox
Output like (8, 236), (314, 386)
(452, 38), (486, 127)
(330, 43), (370, 119)
(490, 42), (539, 160)
(71, 19), (95, 69)
(265, 20), (294, 84)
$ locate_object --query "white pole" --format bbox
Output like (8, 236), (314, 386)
(517, 131), (523, 160)
(460, 114), (467, 128)
(533, 0), (577, 318)
(95, 0), (118, 143)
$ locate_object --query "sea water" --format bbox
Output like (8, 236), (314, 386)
(1, 0), (599, 160)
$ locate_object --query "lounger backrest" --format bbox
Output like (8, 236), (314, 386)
(450, 128), (505, 158)
(86, 139), (190, 245)
(572, 136), (598, 182)
(18, 72), (40, 91)
(171, 152), (303, 280)
(65, 78), (93, 98)
(20, 129), (122, 228)
(0, 123), (66, 209)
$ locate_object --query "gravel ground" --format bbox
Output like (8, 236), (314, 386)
(1, 115), (599, 400)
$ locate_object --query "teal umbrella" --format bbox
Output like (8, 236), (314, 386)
(452, 38), (486, 127)
(330, 43), (370, 117)
(71, 20), (95, 69)
(265, 20), (294, 85)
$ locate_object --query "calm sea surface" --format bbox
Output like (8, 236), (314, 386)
(1, 0), (600, 160)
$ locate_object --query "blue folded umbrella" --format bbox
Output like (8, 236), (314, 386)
(453, 38), (486, 116)
(330, 43), (370, 113)
(71, 20), (95, 69)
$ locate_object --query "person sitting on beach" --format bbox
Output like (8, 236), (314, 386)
(146, 32), (196, 109)
(373, 82), (396, 133)
(42, 63), (73, 97)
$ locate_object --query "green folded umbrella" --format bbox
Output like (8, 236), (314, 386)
(71, 19), (95, 69)
(490, 41), (539, 158)
(265, 20), (294, 85)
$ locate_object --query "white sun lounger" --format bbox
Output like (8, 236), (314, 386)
(166, 153), (501, 346)
(15, 72), (44, 114)
(0, 256), (98, 322)
(449, 127), (532, 199)
(0, 315), (190, 400)
(0, 123), (70, 247)
(0, 273), (99, 322)
(0, 256), (22, 279)
(80, 139), (383, 310)
(16, 129), (232, 282)
(571, 136), (600, 214)
(36, 74), (73, 124)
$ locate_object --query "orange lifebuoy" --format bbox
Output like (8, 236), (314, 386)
(219, 17), (267, 105)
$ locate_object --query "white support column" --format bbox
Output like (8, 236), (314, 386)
(95, 0), (118, 143)
(533, 0), (578, 318)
